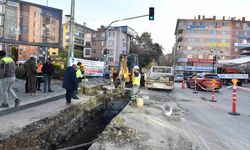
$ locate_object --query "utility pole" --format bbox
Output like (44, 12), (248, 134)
(46, 0), (48, 6)
(67, 0), (75, 67)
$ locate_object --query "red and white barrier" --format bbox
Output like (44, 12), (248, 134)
(209, 82), (217, 102)
(182, 80), (186, 89)
(228, 85), (240, 115)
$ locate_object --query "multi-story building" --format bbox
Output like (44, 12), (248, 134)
(105, 26), (136, 65)
(62, 22), (95, 54)
(91, 26), (106, 60)
(174, 15), (250, 73)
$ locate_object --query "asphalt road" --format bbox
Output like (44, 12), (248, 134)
(170, 83), (250, 150)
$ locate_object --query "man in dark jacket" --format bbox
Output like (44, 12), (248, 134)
(62, 64), (77, 104)
(42, 58), (55, 93)
(25, 57), (37, 95)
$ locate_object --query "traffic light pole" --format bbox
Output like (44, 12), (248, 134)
(105, 14), (149, 31)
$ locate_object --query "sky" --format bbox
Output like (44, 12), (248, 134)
(24, 0), (250, 54)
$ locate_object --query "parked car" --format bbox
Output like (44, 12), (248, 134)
(186, 73), (222, 91)
(175, 74), (184, 82)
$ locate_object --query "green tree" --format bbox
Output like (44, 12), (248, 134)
(10, 47), (18, 62)
(131, 32), (164, 68)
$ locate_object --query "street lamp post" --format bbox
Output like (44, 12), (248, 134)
(67, 0), (75, 67)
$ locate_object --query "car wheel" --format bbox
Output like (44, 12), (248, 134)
(186, 81), (191, 88)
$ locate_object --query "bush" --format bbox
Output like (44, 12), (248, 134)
(53, 65), (64, 80)
(15, 65), (26, 79)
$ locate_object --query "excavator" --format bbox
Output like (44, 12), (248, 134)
(113, 53), (139, 88)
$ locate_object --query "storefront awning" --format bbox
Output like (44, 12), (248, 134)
(218, 56), (250, 65)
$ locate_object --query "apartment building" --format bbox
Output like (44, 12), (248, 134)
(174, 15), (250, 72)
(105, 26), (136, 65)
(90, 26), (106, 60)
(62, 22), (95, 53)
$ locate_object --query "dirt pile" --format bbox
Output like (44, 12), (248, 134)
(100, 116), (139, 145)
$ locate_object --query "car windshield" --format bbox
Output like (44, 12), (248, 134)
(204, 74), (219, 79)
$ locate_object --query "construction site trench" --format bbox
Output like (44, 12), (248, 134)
(0, 86), (130, 150)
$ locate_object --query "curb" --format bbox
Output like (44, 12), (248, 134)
(0, 93), (65, 117)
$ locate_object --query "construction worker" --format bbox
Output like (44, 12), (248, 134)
(73, 62), (83, 99)
(131, 66), (141, 102)
(0, 51), (20, 108)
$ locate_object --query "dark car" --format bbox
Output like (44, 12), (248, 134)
(186, 73), (222, 91)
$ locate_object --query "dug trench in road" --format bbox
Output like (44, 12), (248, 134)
(171, 83), (250, 150)
(0, 87), (130, 150)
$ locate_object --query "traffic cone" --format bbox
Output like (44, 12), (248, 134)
(209, 81), (217, 102)
(228, 84), (240, 115)
(182, 80), (186, 89)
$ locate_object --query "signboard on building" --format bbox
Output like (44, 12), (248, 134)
(208, 42), (229, 47)
(70, 57), (104, 76)
(187, 58), (213, 64)
(234, 43), (250, 47)
(0, 0), (62, 47)
(176, 66), (216, 72)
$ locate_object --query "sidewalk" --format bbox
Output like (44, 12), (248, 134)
(0, 79), (65, 116)
(0, 78), (111, 116)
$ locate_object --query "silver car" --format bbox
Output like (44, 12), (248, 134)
(175, 74), (184, 82)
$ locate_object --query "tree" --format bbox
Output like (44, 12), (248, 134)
(10, 47), (18, 62)
(131, 32), (164, 68)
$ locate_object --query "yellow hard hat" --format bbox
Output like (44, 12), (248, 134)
(81, 64), (84, 67)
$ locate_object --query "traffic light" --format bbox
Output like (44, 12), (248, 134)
(149, 7), (154, 20)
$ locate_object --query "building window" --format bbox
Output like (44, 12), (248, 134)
(222, 22), (227, 26)
(109, 32), (111, 37)
(200, 29), (205, 34)
(108, 57), (114, 62)
(236, 31), (240, 36)
(221, 31), (226, 35)
(210, 22), (217, 27)
(188, 29), (194, 34)
(188, 22), (195, 25)
(102, 41), (105, 46)
(200, 22), (205, 26)
(236, 23), (240, 28)
(243, 23), (248, 28)
(93, 33), (96, 38)
(85, 49), (91, 55)
(221, 39), (226, 43)
(92, 49), (96, 54)
(187, 46), (193, 50)
(210, 30), (217, 35)
(113, 32), (115, 36)
(210, 38), (217, 42)
(243, 31), (248, 36)
(102, 33), (105, 37)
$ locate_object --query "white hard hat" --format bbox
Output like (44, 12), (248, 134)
(133, 66), (139, 70)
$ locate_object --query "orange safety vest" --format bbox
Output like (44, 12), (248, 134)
(37, 64), (43, 73)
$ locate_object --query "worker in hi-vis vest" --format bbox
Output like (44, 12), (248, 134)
(0, 51), (20, 108)
(131, 66), (141, 101)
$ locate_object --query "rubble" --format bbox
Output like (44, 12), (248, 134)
(99, 116), (139, 145)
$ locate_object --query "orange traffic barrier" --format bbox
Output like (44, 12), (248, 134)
(209, 79), (217, 102)
(182, 80), (186, 89)
(228, 79), (240, 116)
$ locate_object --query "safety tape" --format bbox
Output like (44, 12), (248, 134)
(227, 85), (234, 89)
(237, 86), (250, 92)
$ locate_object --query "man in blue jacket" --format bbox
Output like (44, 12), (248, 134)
(62, 64), (77, 104)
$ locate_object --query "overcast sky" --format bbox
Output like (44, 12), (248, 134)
(25, 0), (250, 54)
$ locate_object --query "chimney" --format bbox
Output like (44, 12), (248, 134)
(203, 15), (205, 20)
(242, 17), (246, 21)
(223, 16), (225, 20)
(213, 16), (216, 20)
(83, 22), (86, 27)
(198, 15), (201, 20)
